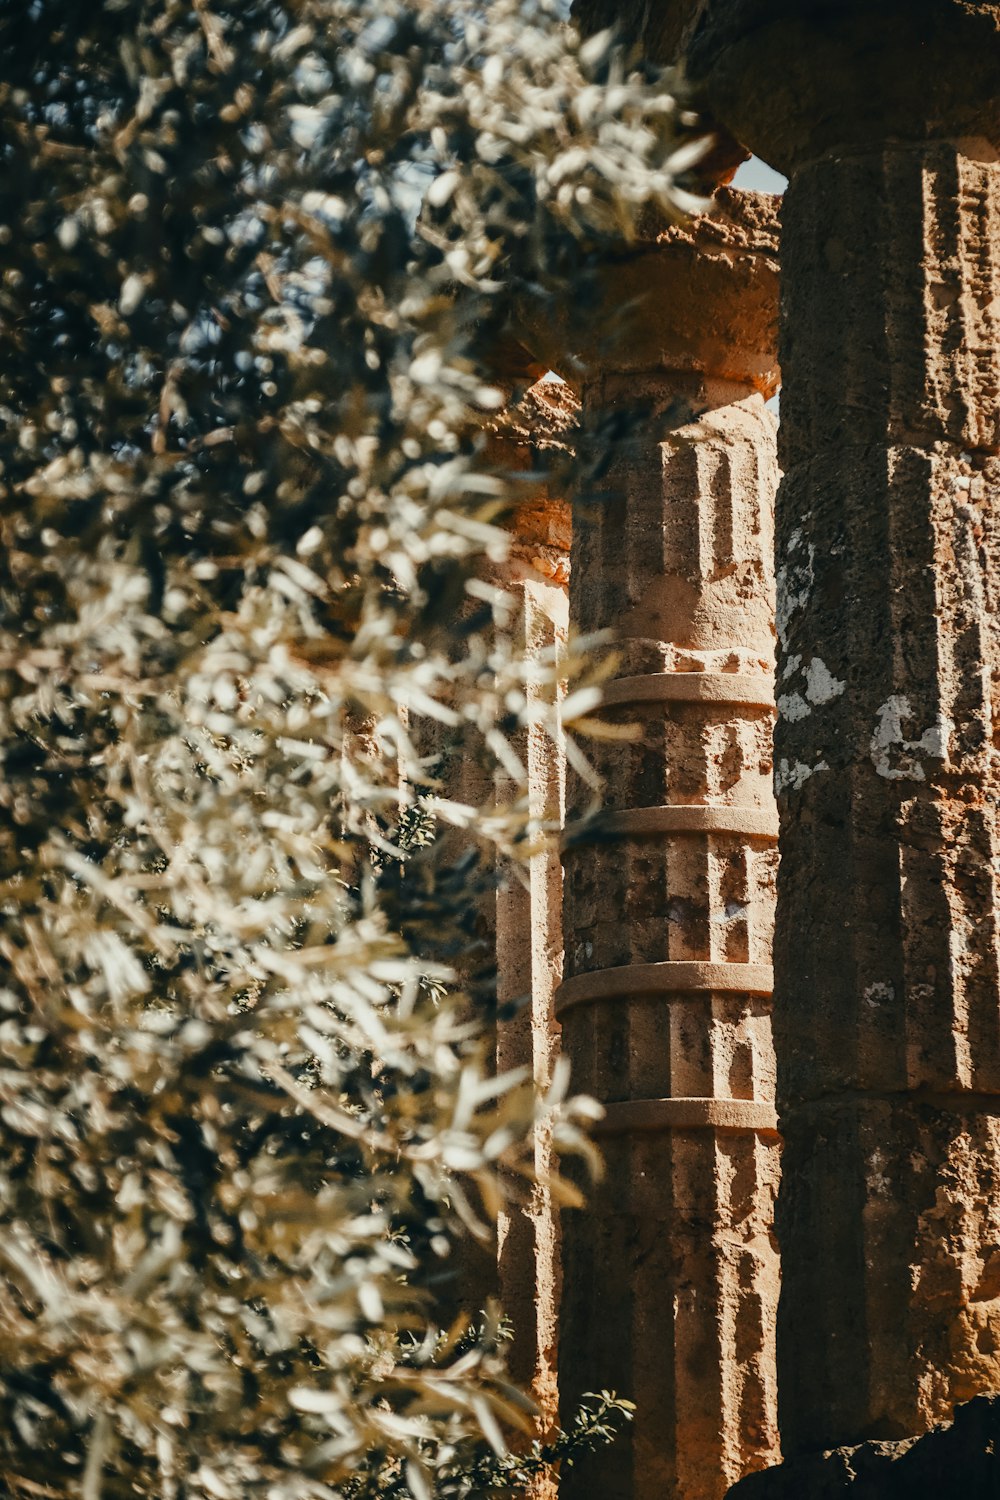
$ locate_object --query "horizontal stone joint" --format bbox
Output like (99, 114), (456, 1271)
(555, 960), (774, 1017)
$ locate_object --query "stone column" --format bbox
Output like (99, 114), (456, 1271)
(554, 191), (782, 1500)
(418, 383), (572, 1377)
(678, 0), (1000, 1458)
(496, 483), (571, 1457)
(427, 384), (572, 1478)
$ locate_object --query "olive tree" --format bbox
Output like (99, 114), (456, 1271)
(0, 3), (695, 1495)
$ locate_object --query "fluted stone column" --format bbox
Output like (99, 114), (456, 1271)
(496, 488), (571, 1459)
(418, 396), (571, 1337)
(554, 191), (782, 1500)
(673, 0), (1000, 1458)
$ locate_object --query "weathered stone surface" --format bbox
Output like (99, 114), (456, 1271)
(685, 2), (1000, 174)
(669, 1), (1000, 1457)
(773, 443), (1000, 1105)
(570, 0), (749, 189)
(573, 0), (706, 68)
(726, 1394), (1000, 1499)
(766, 138), (1000, 1452)
(777, 147), (1000, 457)
(561, 2), (1000, 1475)
(431, 390), (572, 1372)
(561, 1124), (780, 1498)
(553, 191), (783, 1499)
(775, 1100), (1000, 1450)
(496, 556), (569, 1456)
(520, 189), (780, 396)
(576, 5), (1000, 175)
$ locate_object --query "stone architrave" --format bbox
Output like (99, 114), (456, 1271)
(538, 190), (783, 1500)
(663, 0), (1000, 1460)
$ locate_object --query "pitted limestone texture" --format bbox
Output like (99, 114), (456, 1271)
(777, 148), (1000, 458)
(684, 2), (1000, 174)
(491, 450), (569, 1458)
(555, 189), (782, 1500)
(674, 4), (1000, 1455)
(570, 1), (751, 192)
(519, 188), (780, 396)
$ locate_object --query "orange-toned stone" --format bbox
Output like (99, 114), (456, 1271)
(571, 0), (750, 189)
(492, 381), (573, 1468)
(670, 0), (1000, 1465)
(495, 556), (568, 1464)
(539, 190), (783, 1500)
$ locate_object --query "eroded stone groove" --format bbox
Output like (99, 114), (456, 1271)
(671, 1), (1000, 1464)
(548, 192), (782, 1500)
(771, 158), (1000, 1447)
(496, 548), (569, 1462)
(459, 385), (577, 1474)
(778, 149), (1000, 457)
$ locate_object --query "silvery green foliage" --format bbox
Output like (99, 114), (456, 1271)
(0, 3), (689, 1495)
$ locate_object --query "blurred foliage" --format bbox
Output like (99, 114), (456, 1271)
(0, 1), (692, 1496)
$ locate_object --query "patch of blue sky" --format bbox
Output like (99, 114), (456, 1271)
(732, 156), (787, 195)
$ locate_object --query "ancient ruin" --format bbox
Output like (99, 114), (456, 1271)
(477, 2), (1000, 1497)
(550, 190), (782, 1500)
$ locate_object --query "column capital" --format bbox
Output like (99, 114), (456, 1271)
(683, 0), (1000, 172)
(519, 188), (780, 395)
